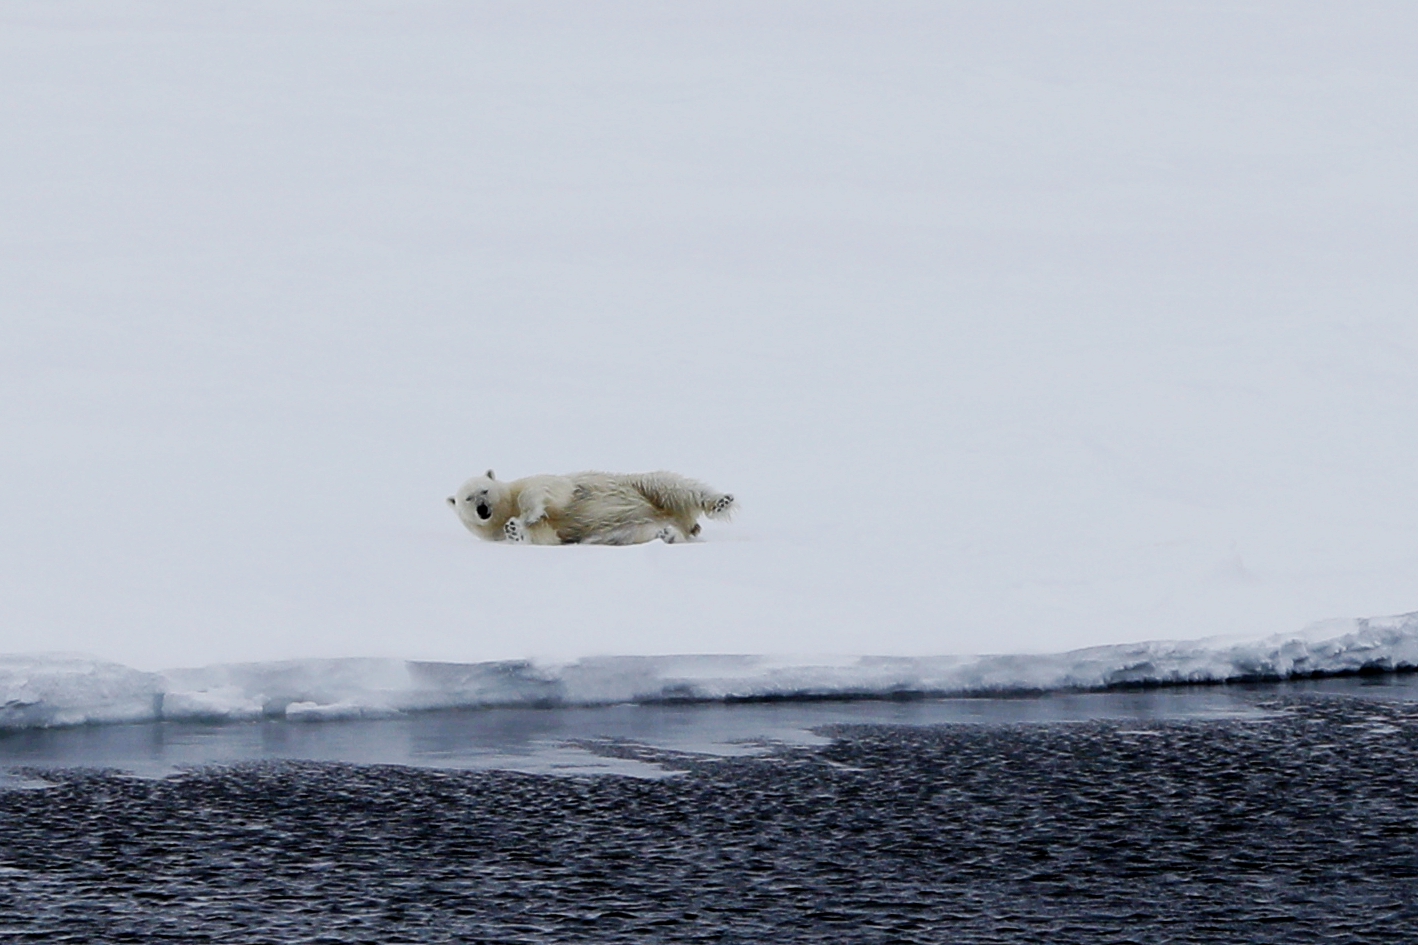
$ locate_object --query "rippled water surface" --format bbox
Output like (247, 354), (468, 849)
(3, 679), (1417, 943)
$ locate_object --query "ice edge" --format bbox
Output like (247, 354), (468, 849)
(3, 612), (1415, 730)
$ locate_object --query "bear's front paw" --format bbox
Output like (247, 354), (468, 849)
(504, 519), (528, 543)
(656, 525), (681, 544)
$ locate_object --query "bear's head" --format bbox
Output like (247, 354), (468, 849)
(447, 469), (507, 533)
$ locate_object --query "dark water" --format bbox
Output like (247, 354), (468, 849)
(3, 682), (1418, 943)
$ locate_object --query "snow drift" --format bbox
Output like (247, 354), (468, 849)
(4, 613), (1415, 731)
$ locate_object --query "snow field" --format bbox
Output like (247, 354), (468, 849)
(2, 2), (1416, 669)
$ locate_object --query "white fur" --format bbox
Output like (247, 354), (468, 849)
(447, 470), (735, 546)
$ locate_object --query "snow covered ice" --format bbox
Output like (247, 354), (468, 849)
(3, 4), (1417, 681)
(0, 655), (161, 729)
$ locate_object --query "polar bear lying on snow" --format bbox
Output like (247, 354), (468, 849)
(448, 470), (736, 545)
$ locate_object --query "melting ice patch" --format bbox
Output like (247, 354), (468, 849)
(3, 613), (1417, 730)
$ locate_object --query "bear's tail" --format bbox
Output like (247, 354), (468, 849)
(630, 472), (737, 521)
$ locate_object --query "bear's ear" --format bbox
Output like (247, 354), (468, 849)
(446, 496), (456, 506)
(486, 469), (496, 480)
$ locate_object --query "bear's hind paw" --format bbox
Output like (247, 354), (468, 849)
(709, 494), (735, 516)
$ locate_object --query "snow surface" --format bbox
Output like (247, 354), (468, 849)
(2, 3), (1417, 670)
(4, 613), (1415, 730)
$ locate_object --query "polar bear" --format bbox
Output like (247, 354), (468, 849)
(447, 470), (736, 545)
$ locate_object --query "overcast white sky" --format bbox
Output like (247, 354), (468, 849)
(2, 2), (1416, 670)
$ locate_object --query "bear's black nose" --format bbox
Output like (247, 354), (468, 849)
(476, 501), (491, 520)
